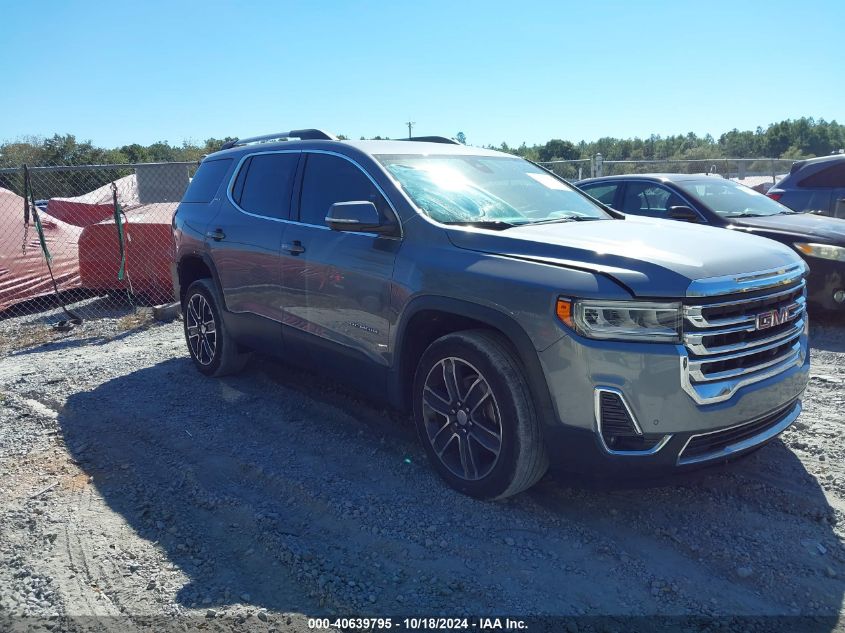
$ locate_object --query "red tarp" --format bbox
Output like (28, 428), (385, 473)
(45, 174), (140, 227)
(78, 202), (177, 303)
(0, 187), (83, 312)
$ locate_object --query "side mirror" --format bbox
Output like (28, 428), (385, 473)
(326, 201), (393, 234)
(668, 205), (700, 222)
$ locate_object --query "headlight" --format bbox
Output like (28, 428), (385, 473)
(794, 242), (845, 262)
(556, 298), (682, 342)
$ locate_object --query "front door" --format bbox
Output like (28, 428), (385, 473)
(279, 151), (400, 368)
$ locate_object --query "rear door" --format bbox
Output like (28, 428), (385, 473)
(207, 150), (301, 325)
(279, 151), (401, 368)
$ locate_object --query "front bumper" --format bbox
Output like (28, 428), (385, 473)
(537, 330), (810, 472)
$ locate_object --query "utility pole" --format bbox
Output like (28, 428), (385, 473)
(406, 121), (415, 139)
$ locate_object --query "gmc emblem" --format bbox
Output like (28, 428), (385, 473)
(755, 307), (789, 330)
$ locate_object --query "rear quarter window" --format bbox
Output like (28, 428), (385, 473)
(182, 159), (232, 203)
(798, 162), (845, 188)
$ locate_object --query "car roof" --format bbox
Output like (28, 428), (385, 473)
(208, 138), (509, 160)
(791, 153), (845, 171)
(577, 173), (725, 184)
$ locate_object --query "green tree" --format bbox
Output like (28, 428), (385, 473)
(538, 139), (578, 162)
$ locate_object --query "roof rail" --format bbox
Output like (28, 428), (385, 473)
(220, 129), (337, 150)
(403, 136), (461, 145)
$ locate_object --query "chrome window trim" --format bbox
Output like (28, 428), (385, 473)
(685, 262), (807, 298)
(676, 400), (801, 466)
(593, 387), (672, 456)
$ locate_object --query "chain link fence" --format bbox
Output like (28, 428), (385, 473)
(597, 157), (795, 188)
(0, 162), (195, 333)
(536, 158), (594, 182)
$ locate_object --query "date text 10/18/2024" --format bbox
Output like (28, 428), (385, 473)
(308, 617), (528, 630)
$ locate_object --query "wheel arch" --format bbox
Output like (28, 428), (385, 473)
(390, 296), (556, 427)
(176, 253), (225, 307)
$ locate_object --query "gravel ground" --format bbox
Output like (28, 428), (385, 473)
(0, 310), (843, 632)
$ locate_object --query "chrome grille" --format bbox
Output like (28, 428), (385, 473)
(680, 271), (807, 405)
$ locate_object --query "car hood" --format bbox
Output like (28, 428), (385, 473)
(730, 213), (845, 243)
(445, 217), (802, 298)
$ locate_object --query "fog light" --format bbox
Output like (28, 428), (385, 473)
(834, 290), (845, 304)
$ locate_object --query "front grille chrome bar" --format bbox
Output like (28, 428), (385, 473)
(685, 313), (804, 358)
(685, 262), (807, 298)
(679, 269), (807, 405)
(680, 343), (803, 405)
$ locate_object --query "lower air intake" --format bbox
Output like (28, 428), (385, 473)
(597, 390), (663, 452)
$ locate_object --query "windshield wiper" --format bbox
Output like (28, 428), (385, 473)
(442, 220), (518, 230)
(520, 215), (604, 225)
(725, 212), (766, 218)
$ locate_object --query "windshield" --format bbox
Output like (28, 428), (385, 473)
(676, 179), (790, 218)
(375, 154), (611, 225)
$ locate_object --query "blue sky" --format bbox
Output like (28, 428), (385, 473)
(1, 0), (842, 148)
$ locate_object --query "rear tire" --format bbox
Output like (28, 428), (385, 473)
(412, 329), (548, 499)
(183, 279), (250, 376)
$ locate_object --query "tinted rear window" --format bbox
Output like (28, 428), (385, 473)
(182, 159), (232, 203)
(799, 162), (845, 188)
(237, 152), (300, 219)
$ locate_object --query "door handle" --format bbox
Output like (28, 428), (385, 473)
(206, 229), (226, 241)
(282, 240), (306, 255)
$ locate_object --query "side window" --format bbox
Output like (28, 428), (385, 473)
(581, 183), (619, 206)
(235, 152), (300, 219)
(231, 156), (251, 204)
(621, 182), (685, 218)
(798, 163), (845, 188)
(779, 189), (832, 214)
(182, 159), (232, 203)
(299, 153), (390, 226)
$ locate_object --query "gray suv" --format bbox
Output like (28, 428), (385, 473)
(767, 153), (845, 218)
(172, 130), (810, 499)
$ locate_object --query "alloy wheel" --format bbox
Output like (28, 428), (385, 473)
(186, 293), (217, 366)
(421, 357), (503, 481)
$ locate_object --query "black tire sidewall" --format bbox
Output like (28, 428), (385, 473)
(412, 334), (527, 499)
(182, 280), (226, 376)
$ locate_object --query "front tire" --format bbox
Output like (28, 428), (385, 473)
(182, 279), (249, 376)
(412, 330), (548, 499)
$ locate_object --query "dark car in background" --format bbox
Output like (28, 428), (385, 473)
(577, 174), (845, 311)
(766, 153), (845, 218)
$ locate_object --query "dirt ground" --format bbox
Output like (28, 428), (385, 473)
(0, 310), (843, 632)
